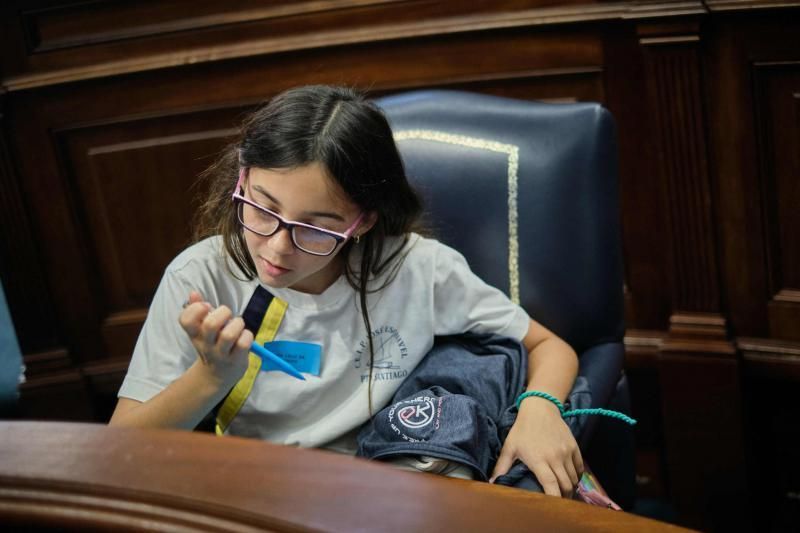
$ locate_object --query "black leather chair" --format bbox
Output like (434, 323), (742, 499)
(376, 90), (635, 507)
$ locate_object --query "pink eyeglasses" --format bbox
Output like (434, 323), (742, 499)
(232, 168), (364, 256)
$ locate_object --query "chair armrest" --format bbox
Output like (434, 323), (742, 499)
(573, 341), (626, 447)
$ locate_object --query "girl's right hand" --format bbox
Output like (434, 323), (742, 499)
(178, 290), (253, 386)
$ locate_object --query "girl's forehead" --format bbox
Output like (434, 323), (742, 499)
(248, 163), (356, 215)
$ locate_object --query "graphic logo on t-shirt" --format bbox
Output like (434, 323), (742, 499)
(387, 396), (444, 442)
(354, 325), (409, 383)
(398, 399), (435, 429)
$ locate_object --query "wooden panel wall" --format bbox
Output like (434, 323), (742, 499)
(1, 0), (799, 529)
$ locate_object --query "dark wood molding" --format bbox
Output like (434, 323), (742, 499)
(705, 0), (800, 9)
(772, 289), (800, 303)
(623, 329), (666, 369)
(18, 369), (83, 391)
(739, 337), (800, 355)
(662, 313), (737, 356)
(3, 1), (710, 92)
(22, 349), (72, 379)
(17, 370), (94, 421)
(21, 0), (402, 53)
(740, 337), (800, 381)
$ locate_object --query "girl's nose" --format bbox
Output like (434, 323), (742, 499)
(267, 227), (295, 255)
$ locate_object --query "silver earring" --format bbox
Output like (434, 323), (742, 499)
(354, 234), (360, 244)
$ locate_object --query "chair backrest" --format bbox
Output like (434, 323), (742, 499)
(0, 280), (23, 411)
(376, 90), (624, 354)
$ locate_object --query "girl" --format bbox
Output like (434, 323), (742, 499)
(110, 85), (583, 498)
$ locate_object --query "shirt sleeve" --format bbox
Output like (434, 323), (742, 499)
(432, 243), (530, 341)
(117, 267), (197, 402)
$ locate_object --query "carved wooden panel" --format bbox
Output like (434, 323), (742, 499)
(604, 27), (672, 331)
(707, 11), (800, 341)
(640, 31), (721, 315)
(58, 109), (241, 358)
(753, 63), (800, 341)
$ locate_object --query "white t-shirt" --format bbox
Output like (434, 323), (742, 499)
(119, 233), (530, 452)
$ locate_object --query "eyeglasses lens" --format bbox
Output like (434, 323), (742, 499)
(239, 202), (279, 235)
(293, 226), (337, 255)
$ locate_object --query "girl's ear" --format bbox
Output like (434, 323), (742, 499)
(359, 211), (379, 236)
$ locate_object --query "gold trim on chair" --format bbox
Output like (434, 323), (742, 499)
(394, 129), (520, 304)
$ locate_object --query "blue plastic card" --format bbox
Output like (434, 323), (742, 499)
(262, 341), (322, 377)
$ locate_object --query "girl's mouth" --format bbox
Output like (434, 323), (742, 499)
(261, 257), (291, 277)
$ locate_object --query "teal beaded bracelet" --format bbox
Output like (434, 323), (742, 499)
(516, 390), (637, 426)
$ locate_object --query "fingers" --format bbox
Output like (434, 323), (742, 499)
(179, 293), (213, 337)
(178, 292), (248, 366)
(217, 316), (247, 355)
(554, 465), (576, 497)
(565, 457), (580, 491)
(233, 327), (255, 358)
(187, 290), (204, 305)
(179, 296), (213, 364)
(529, 461), (561, 497)
(572, 446), (585, 478)
(500, 408), (584, 498)
(218, 318), (253, 379)
(490, 446), (516, 483)
(201, 305), (233, 347)
(523, 445), (583, 497)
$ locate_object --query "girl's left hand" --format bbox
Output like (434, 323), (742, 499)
(489, 396), (583, 497)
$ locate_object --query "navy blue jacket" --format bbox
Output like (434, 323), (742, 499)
(357, 334), (592, 489)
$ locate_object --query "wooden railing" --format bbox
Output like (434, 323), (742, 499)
(0, 422), (692, 532)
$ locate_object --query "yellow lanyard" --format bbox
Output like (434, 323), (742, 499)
(215, 296), (287, 435)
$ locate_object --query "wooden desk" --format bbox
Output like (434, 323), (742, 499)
(0, 422), (689, 532)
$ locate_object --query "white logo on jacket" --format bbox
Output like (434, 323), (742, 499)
(398, 399), (435, 429)
(387, 396), (443, 442)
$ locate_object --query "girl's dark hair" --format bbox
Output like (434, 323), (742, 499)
(194, 85), (424, 410)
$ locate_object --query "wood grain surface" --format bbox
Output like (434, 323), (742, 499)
(0, 422), (691, 532)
